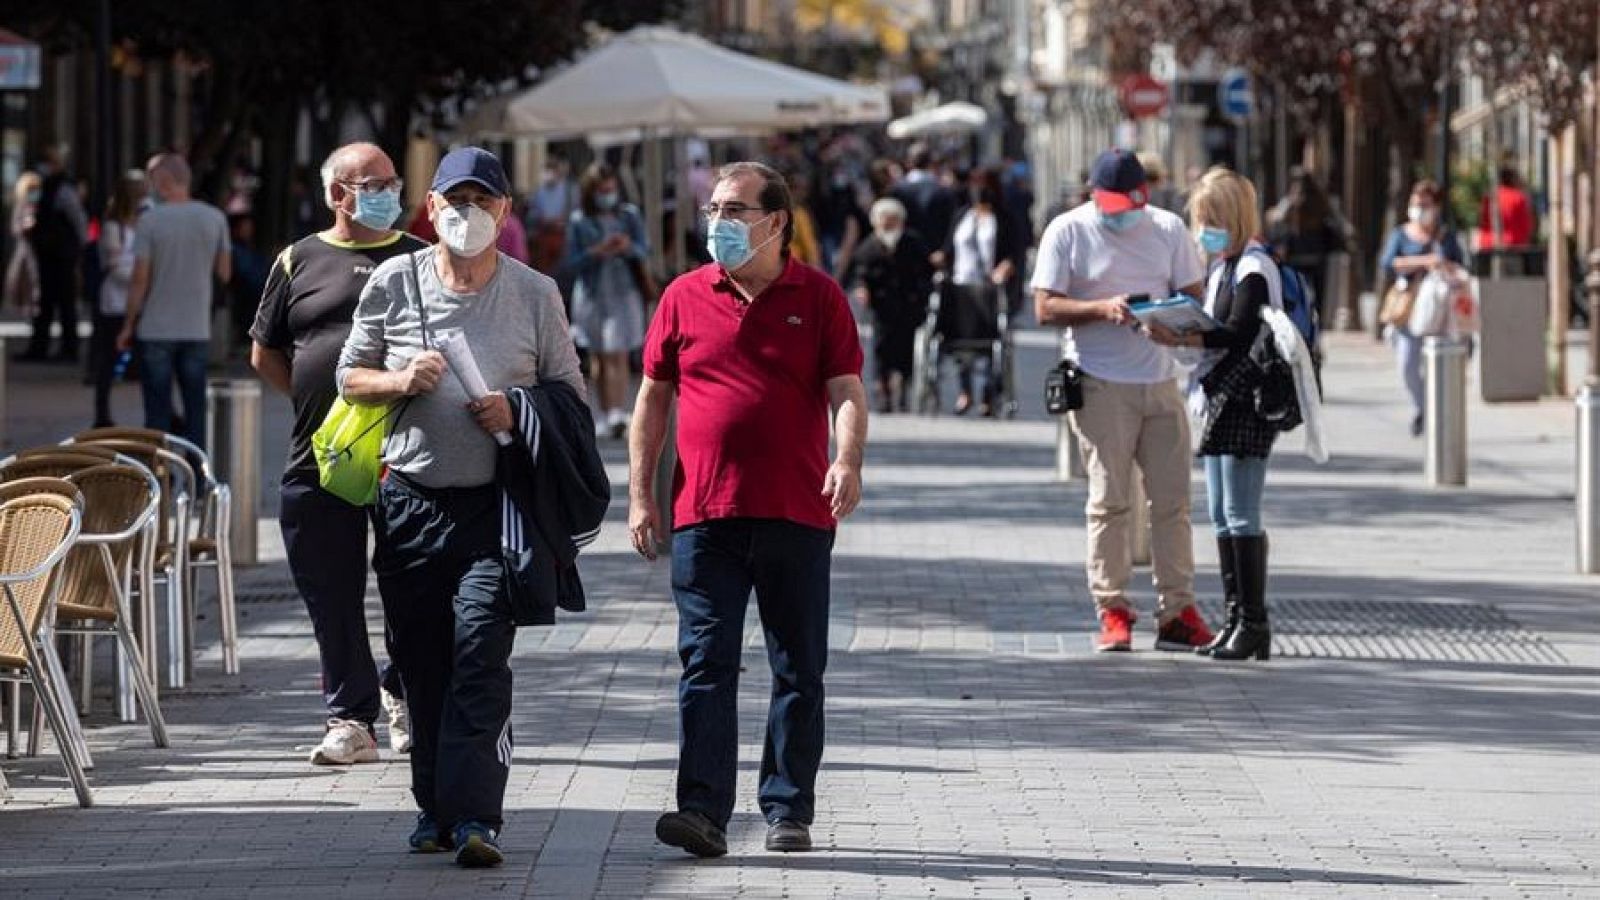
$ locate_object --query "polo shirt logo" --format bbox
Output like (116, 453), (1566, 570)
(786, 315), (803, 325)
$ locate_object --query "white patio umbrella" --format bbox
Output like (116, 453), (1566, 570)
(504, 26), (889, 136)
(886, 101), (988, 140)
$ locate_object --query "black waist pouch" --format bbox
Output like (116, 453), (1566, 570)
(1045, 359), (1083, 415)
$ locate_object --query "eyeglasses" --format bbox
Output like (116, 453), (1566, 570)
(339, 177), (404, 194)
(700, 202), (767, 220)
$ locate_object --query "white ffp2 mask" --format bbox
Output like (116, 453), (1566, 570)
(437, 203), (499, 257)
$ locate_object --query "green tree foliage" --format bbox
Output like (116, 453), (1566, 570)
(6, 0), (682, 241)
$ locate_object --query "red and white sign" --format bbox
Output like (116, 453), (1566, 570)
(1119, 74), (1170, 120)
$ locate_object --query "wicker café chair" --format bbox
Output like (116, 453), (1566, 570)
(51, 465), (169, 747)
(4, 448), (162, 716)
(75, 428), (239, 675)
(0, 479), (86, 765)
(0, 491), (89, 807)
(68, 437), (193, 689)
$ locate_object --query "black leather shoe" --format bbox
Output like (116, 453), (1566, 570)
(655, 810), (727, 858)
(765, 819), (812, 852)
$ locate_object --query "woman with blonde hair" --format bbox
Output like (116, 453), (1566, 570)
(3, 172), (42, 316)
(1147, 167), (1279, 661)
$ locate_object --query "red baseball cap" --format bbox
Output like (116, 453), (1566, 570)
(1089, 149), (1149, 214)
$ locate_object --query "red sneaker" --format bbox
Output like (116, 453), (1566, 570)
(1094, 608), (1135, 652)
(1155, 605), (1215, 651)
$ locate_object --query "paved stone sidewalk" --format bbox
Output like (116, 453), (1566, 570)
(0, 329), (1596, 898)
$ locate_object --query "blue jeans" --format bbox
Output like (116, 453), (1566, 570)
(671, 518), (835, 829)
(1202, 454), (1269, 537)
(137, 339), (209, 450)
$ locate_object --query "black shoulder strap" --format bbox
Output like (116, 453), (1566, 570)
(409, 250), (431, 350)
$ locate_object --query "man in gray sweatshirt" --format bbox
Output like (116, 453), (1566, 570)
(337, 147), (583, 868)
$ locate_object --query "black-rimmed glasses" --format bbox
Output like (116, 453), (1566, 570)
(701, 202), (767, 219)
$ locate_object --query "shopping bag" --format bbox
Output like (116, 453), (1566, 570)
(312, 398), (399, 506)
(1407, 271), (1453, 337)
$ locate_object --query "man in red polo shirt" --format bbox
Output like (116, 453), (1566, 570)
(628, 161), (868, 858)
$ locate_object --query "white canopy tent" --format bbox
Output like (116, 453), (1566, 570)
(886, 100), (988, 140)
(504, 26), (888, 136)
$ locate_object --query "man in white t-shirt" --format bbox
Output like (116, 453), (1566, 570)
(1031, 149), (1214, 653)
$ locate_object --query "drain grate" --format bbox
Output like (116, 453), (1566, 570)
(1196, 597), (1568, 665)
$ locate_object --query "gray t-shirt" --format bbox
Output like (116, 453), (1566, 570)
(336, 248), (585, 489)
(133, 200), (229, 341)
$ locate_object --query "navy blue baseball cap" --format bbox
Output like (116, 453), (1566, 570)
(1089, 149), (1148, 214)
(431, 147), (509, 197)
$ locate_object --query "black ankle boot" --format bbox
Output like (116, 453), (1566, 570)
(1212, 533), (1270, 661)
(1196, 534), (1239, 656)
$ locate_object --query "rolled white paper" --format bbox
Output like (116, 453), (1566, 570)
(437, 331), (513, 446)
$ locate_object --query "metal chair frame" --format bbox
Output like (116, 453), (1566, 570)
(0, 495), (90, 806)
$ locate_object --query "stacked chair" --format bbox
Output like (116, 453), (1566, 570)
(0, 483), (88, 805)
(69, 427), (240, 684)
(0, 427), (241, 807)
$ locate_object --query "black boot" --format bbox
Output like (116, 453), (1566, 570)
(1212, 533), (1270, 661)
(1195, 534), (1239, 656)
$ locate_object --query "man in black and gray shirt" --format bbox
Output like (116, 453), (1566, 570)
(337, 147), (583, 868)
(251, 141), (424, 768)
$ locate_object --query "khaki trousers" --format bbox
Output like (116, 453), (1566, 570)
(1069, 375), (1196, 623)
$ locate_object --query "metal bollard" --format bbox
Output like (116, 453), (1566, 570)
(1579, 384), (1599, 574)
(206, 379), (261, 565)
(1424, 336), (1469, 487)
(1055, 416), (1083, 481)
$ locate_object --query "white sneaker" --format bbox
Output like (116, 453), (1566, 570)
(309, 718), (379, 765)
(382, 688), (412, 754)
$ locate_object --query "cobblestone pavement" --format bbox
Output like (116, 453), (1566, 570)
(0, 328), (1596, 899)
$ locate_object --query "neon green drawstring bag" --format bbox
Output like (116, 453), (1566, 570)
(313, 252), (428, 506)
(312, 398), (402, 506)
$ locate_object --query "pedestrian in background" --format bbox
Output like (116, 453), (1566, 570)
(942, 167), (1025, 417)
(116, 152), (231, 449)
(91, 170), (146, 427)
(19, 146), (89, 363)
(250, 142), (424, 768)
(1475, 166), (1536, 250)
(339, 147), (584, 868)
(1266, 167), (1345, 331)
(1379, 179), (1464, 437)
(1148, 168), (1281, 662)
(1032, 148), (1214, 653)
(846, 197), (931, 412)
(892, 143), (957, 267)
(526, 156), (577, 274)
(630, 161), (867, 858)
(566, 162), (648, 440)
(3, 172), (42, 321)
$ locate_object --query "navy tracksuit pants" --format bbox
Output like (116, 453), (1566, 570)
(372, 472), (516, 831)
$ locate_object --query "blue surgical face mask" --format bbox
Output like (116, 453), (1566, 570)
(351, 188), (402, 230)
(706, 212), (775, 271)
(1198, 226), (1231, 254)
(595, 191), (619, 211)
(1098, 208), (1146, 233)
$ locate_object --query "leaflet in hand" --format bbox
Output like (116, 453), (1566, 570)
(435, 331), (512, 447)
(1129, 295), (1219, 335)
